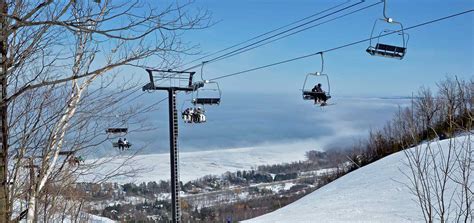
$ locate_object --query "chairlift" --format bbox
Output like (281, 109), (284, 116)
(302, 53), (332, 106)
(192, 62), (222, 106)
(366, 0), (409, 59)
(192, 80), (222, 106)
(106, 115), (132, 149)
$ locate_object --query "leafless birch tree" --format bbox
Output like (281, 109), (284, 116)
(0, 0), (210, 221)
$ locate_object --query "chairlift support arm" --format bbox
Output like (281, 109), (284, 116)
(144, 69), (196, 91)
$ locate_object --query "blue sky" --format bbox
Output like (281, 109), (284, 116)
(175, 0), (473, 97)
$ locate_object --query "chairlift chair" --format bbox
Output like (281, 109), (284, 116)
(105, 128), (128, 134)
(302, 73), (331, 101)
(193, 62), (222, 106)
(192, 80), (222, 106)
(301, 52), (332, 105)
(106, 116), (132, 149)
(366, 0), (409, 59)
(112, 141), (132, 149)
(108, 134), (132, 149)
(58, 151), (75, 156)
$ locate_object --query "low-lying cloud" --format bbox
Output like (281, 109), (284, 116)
(122, 92), (410, 155)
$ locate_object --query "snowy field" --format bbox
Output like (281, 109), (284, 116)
(245, 135), (473, 223)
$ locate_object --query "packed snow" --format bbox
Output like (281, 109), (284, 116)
(245, 135), (473, 223)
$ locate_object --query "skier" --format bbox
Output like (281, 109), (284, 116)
(118, 138), (124, 150)
(311, 83), (327, 106)
(123, 138), (129, 149)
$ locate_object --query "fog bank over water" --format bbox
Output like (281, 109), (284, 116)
(115, 92), (410, 155)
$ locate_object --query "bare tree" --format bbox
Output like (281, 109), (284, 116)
(415, 87), (440, 136)
(402, 77), (473, 223)
(0, 0), (210, 221)
(403, 130), (473, 223)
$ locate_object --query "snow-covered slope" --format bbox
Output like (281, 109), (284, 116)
(245, 135), (473, 223)
(59, 213), (115, 223)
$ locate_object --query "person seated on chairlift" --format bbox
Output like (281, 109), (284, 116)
(182, 109), (189, 122)
(191, 107), (198, 122)
(68, 156), (84, 166)
(185, 108), (195, 123)
(311, 83), (327, 105)
(199, 112), (206, 122)
(123, 138), (129, 149)
(193, 109), (200, 122)
(196, 107), (205, 122)
(118, 138), (124, 150)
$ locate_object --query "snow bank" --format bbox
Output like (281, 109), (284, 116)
(245, 135), (473, 223)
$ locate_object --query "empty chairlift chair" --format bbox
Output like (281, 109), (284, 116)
(366, 41), (407, 59)
(192, 80), (222, 106)
(366, 0), (409, 59)
(58, 151), (75, 156)
(105, 128), (128, 134)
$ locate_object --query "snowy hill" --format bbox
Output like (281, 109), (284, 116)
(245, 135), (473, 223)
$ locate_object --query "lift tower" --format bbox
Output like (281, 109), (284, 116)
(142, 69), (196, 223)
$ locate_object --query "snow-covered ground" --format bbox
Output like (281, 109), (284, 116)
(245, 135), (473, 223)
(87, 214), (116, 223)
